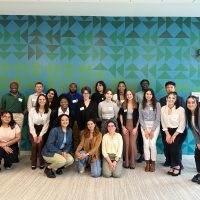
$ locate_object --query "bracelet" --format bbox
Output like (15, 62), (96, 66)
(114, 159), (119, 163)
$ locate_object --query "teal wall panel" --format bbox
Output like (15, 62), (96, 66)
(0, 16), (200, 154)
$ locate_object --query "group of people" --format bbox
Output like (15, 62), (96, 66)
(0, 80), (200, 183)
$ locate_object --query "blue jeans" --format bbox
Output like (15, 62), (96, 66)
(77, 150), (101, 177)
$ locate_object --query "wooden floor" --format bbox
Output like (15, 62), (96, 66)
(0, 154), (200, 200)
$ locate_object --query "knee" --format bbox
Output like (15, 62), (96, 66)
(91, 171), (101, 178)
(113, 172), (121, 178)
(103, 171), (112, 178)
(67, 155), (74, 166)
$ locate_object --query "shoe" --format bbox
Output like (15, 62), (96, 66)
(137, 155), (144, 163)
(163, 161), (170, 167)
(79, 167), (85, 174)
(31, 166), (36, 170)
(192, 174), (200, 183)
(44, 167), (56, 178)
(172, 168), (181, 176)
(145, 160), (150, 172)
(150, 161), (155, 172)
(180, 163), (184, 170)
(40, 165), (45, 169)
(56, 168), (63, 175)
(167, 168), (174, 175)
(130, 166), (135, 169)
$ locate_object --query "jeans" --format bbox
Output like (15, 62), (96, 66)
(77, 150), (101, 177)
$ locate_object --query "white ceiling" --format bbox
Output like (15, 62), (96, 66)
(0, 0), (200, 17)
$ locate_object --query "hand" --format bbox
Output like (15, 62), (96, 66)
(0, 142), (7, 148)
(144, 130), (149, 139)
(166, 134), (171, 144)
(62, 152), (68, 159)
(171, 135), (176, 143)
(131, 128), (137, 136)
(109, 162), (115, 172)
(75, 152), (81, 158)
(3, 146), (13, 154)
(197, 144), (200, 150)
(37, 136), (43, 143)
(33, 136), (37, 143)
(149, 131), (154, 140)
(122, 126), (128, 135)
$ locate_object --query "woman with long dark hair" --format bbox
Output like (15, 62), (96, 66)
(75, 119), (102, 177)
(139, 88), (161, 172)
(186, 96), (200, 183)
(28, 94), (51, 170)
(161, 92), (186, 176)
(46, 88), (58, 111)
(0, 111), (21, 170)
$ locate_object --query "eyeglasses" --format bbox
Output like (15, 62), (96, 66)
(83, 93), (89, 95)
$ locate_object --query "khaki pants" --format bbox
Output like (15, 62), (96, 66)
(43, 153), (74, 170)
(13, 113), (24, 129)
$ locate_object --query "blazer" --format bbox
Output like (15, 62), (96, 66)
(119, 106), (139, 128)
(76, 132), (102, 163)
(42, 126), (72, 157)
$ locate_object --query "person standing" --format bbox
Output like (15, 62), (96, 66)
(0, 81), (26, 129)
(139, 89), (161, 172)
(159, 81), (185, 168)
(186, 96), (200, 183)
(135, 79), (150, 163)
(27, 82), (44, 112)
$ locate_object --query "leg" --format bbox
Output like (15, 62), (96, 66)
(122, 128), (130, 168)
(38, 136), (45, 167)
(137, 124), (144, 163)
(113, 159), (123, 178)
(90, 158), (102, 177)
(77, 150), (88, 172)
(64, 153), (74, 167)
(29, 133), (38, 168)
(129, 130), (138, 169)
(102, 158), (112, 178)
(72, 121), (80, 151)
(195, 147), (200, 173)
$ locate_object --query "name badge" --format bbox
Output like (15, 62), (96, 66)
(80, 107), (84, 111)
(18, 98), (23, 102)
(32, 99), (36, 102)
(108, 107), (113, 111)
(124, 109), (127, 112)
(102, 98), (104, 100)
(72, 99), (78, 103)
(150, 107), (153, 111)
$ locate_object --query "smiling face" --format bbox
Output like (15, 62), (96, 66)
(118, 83), (126, 93)
(126, 90), (133, 101)
(96, 83), (104, 93)
(166, 93), (177, 107)
(82, 89), (90, 101)
(35, 84), (43, 94)
(165, 84), (175, 94)
(141, 81), (149, 91)
(107, 122), (116, 134)
(47, 90), (55, 101)
(60, 115), (69, 128)
(145, 90), (153, 102)
(187, 97), (198, 112)
(10, 83), (19, 95)
(105, 90), (113, 100)
(1, 112), (11, 125)
(38, 95), (47, 107)
(87, 120), (95, 132)
(60, 98), (69, 109)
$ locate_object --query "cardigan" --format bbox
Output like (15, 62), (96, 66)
(75, 132), (102, 163)
(42, 126), (72, 157)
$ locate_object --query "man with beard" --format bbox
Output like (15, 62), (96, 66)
(0, 81), (26, 130)
(159, 81), (186, 169)
(66, 83), (82, 151)
(135, 79), (150, 163)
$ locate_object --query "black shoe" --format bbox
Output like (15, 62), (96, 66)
(172, 168), (181, 176)
(192, 174), (200, 183)
(31, 166), (36, 170)
(56, 168), (63, 175)
(40, 165), (45, 169)
(167, 168), (174, 175)
(137, 155), (144, 163)
(44, 167), (56, 178)
(180, 163), (184, 170)
(163, 161), (170, 167)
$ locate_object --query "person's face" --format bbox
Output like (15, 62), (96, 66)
(87, 120), (95, 132)
(69, 84), (77, 93)
(35, 84), (43, 94)
(126, 91), (133, 101)
(118, 83), (126, 93)
(141, 81), (149, 90)
(97, 83), (104, 93)
(82, 90), (90, 100)
(1, 113), (11, 124)
(10, 83), (18, 94)
(107, 122), (116, 134)
(105, 91), (113, 100)
(47, 90), (55, 100)
(61, 116), (69, 128)
(145, 91), (153, 101)
(38, 96), (46, 106)
(165, 84), (175, 94)
(187, 98), (197, 112)
(167, 94), (177, 106)
(60, 98), (69, 109)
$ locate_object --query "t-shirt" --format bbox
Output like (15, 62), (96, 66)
(0, 124), (20, 142)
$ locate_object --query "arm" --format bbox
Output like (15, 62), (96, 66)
(0, 95), (6, 110)
(113, 102), (119, 119)
(161, 106), (168, 132)
(65, 129), (72, 153)
(39, 110), (51, 136)
(27, 95), (33, 112)
(88, 133), (102, 156)
(98, 102), (103, 120)
(176, 107), (186, 134)
(75, 134), (85, 157)
(28, 108), (37, 137)
(139, 103), (147, 131)
(151, 102), (161, 132)
(115, 134), (123, 159)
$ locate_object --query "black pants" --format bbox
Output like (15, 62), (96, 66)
(137, 124), (144, 155)
(0, 143), (19, 168)
(166, 128), (187, 167)
(195, 147), (200, 173)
